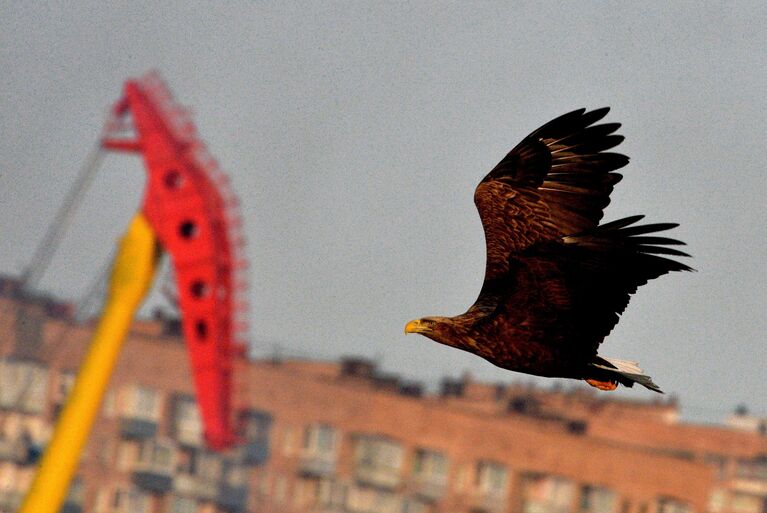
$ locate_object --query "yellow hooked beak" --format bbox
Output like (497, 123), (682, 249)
(404, 319), (428, 334)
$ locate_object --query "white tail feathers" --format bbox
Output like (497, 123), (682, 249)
(602, 358), (643, 374)
(592, 357), (663, 393)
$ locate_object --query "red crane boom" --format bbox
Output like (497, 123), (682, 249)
(102, 72), (247, 449)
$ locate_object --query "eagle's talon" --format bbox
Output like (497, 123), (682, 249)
(586, 379), (618, 391)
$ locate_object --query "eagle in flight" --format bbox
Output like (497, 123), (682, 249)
(405, 108), (692, 393)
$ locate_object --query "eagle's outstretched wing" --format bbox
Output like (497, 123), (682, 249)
(474, 107), (627, 281)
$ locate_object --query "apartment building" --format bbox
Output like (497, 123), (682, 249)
(0, 276), (765, 513)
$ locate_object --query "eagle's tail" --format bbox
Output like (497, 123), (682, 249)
(589, 357), (664, 393)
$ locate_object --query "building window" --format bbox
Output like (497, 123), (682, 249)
(170, 496), (198, 513)
(196, 450), (223, 481)
(316, 477), (346, 507)
(346, 485), (400, 513)
(353, 435), (404, 489)
(136, 386), (159, 418)
(176, 447), (196, 474)
(355, 436), (403, 471)
(122, 385), (161, 421)
(0, 358), (48, 413)
(111, 487), (150, 513)
(136, 439), (175, 472)
(356, 436), (403, 469)
(520, 473), (574, 513)
(657, 497), (693, 513)
(411, 447), (449, 501)
(223, 460), (246, 486)
(241, 410), (272, 441)
(730, 493), (763, 513)
(580, 485), (617, 513)
(117, 440), (140, 471)
(299, 423), (338, 477)
(476, 460), (508, 496)
(735, 456), (767, 480)
(173, 394), (203, 446)
(240, 409), (272, 466)
(303, 424), (337, 455)
(708, 488), (727, 513)
(412, 448), (449, 483)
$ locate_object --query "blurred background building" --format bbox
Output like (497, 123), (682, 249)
(0, 273), (765, 513)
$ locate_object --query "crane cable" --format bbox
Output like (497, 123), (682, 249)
(20, 145), (106, 295)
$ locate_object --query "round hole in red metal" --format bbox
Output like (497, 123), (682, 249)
(164, 170), (184, 189)
(179, 220), (198, 239)
(190, 280), (208, 299)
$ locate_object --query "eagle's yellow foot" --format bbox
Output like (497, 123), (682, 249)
(586, 378), (618, 391)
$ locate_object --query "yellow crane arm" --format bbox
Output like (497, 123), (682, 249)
(19, 213), (158, 513)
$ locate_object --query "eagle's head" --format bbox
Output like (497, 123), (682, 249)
(404, 316), (467, 349)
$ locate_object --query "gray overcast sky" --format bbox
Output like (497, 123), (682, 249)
(2, 2), (765, 422)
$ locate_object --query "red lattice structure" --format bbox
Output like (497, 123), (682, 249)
(102, 72), (248, 450)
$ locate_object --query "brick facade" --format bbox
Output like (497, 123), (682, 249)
(0, 277), (765, 513)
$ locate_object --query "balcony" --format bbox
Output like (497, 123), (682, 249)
(174, 473), (219, 501)
(119, 385), (162, 440)
(133, 463), (173, 493)
(217, 484), (249, 512)
(60, 479), (85, 513)
(300, 451), (337, 478)
(729, 477), (767, 495)
(732, 457), (767, 494)
(131, 440), (175, 494)
(60, 501), (83, 513)
(345, 486), (401, 513)
(241, 438), (269, 466)
(353, 435), (403, 490)
(120, 417), (158, 439)
(469, 491), (507, 513)
(410, 475), (446, 502)
(355, 463), (401, 490)
(299, 424), (338, 478)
